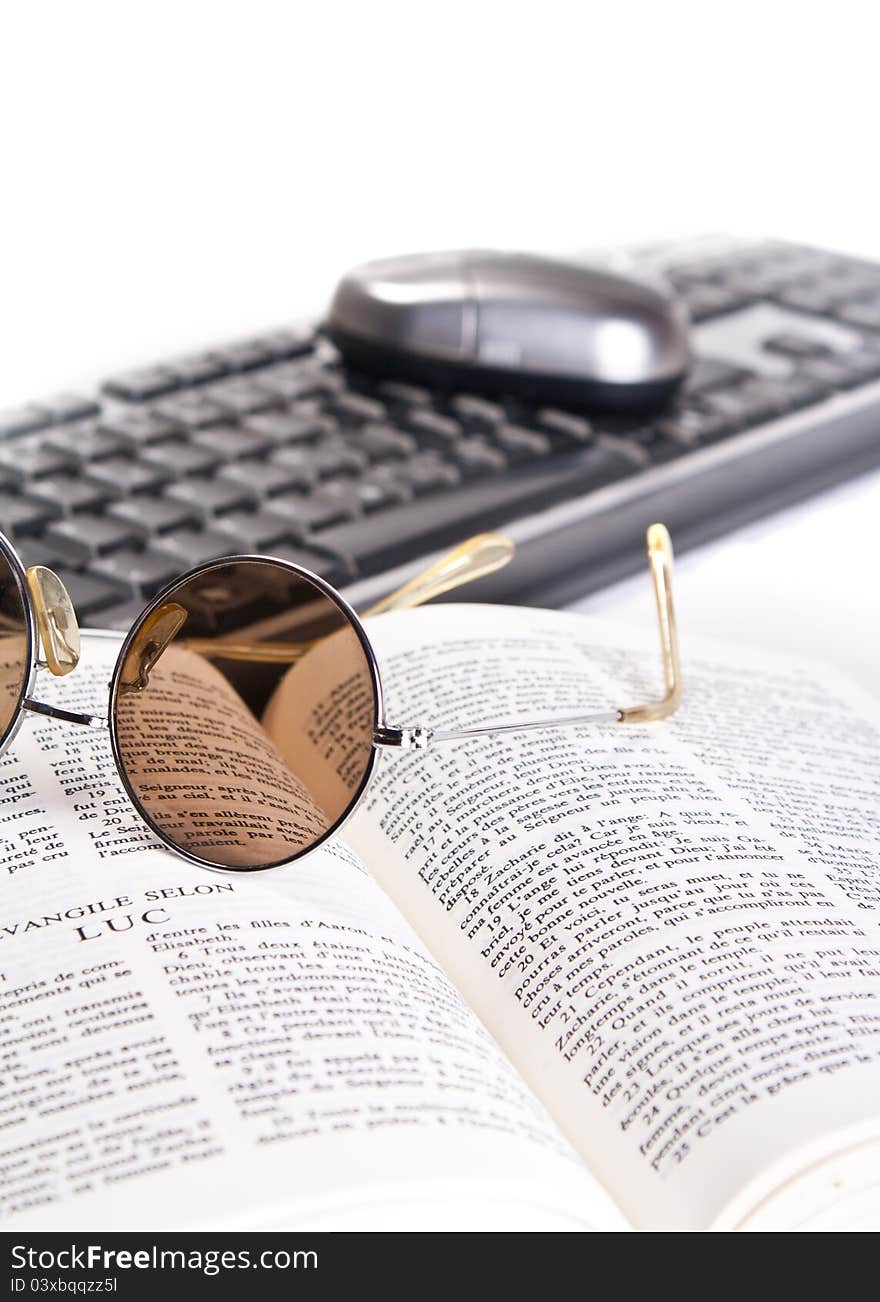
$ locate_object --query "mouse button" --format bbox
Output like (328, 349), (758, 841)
(329, 253), (472, 360)
(468, 253), (609, 305)
(470, 267), (602, 377)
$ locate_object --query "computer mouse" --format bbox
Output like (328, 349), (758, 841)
(326, 250), (690, 413)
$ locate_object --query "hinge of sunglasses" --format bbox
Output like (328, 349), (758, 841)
(373, 725), (434, 751)
(22, 698), (107, 729)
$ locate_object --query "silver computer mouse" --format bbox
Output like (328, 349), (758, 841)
(326, 250), (690, 412)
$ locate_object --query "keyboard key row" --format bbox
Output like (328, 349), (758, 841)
(103, 329), (315, 401)
(0, 396), (100, 439)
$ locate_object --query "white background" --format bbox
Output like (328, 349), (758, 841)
(2, 0), (880, 400)
(1, 0), (879, 690)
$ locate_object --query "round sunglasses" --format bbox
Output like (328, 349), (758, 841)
(0, 525), (681, 874)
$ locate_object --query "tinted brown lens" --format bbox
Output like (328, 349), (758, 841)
(0, 546), (29, 747)
(112, 560), (377, 869)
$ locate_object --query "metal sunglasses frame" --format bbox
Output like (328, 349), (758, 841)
(0, 524), (681, 873)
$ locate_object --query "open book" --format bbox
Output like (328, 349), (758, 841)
(1, 602), (878, 1232)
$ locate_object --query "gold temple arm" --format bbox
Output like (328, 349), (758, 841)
(178, 534), (516, 665)
(400, 522), (682, 749)
(618, 522), (682, 723)
(363, 533), (514, 616)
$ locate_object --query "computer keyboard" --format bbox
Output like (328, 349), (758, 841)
(3, 236), (880, 626)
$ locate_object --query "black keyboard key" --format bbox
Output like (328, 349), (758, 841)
(836, 299), (880, 331)
(537, 408), (592, 444)
(841, 349), (880, 383)
(33, 473), (109, 515)
(0, 434), (78, 480)
(165, 353), (228, 386)
(796, 355), (863, 391)
(12, 537), (65, 571)
(213, 508), (297, 551)
(640, 431), (688, 463)
(0, 490), (60, 536)
(99, 409), (179, 445)
(142, 438), (223, 477)
(42, 394), (100, 422)
(491, 424), (552, 461)
(699, 384), (781, 429)
(44, 514), (142, 561)
(243, 410), (327, 445)
(362, 463), (415, 503)
(108, 496), (200, 535)
(450, 394), (507, 426)
(50, 568), (129, 619)
(96, 598), (151, 632)
(392, 452), (461, 495)
(209, 340), (276, 373)
(311, 437), (368, 479)
(777, 281), (840, 314)
(821, 266), (880, 300)
(405, 409), (463, 449)
(268, 491), (353, 535)
(450, 438), (508, 476)
(377, 379), (433, 406)
(798, 350), (880, 389)
(103, 367), (178, 401)
(90, 547), (181, 598)
(256, 363), (335, 402)
(356, 423), (417, 462)
(316, 479), (371, 518)
(165, 476), (258, 516)
(763, 333), (834, 360)
(267, 544), (355, 586)
(203, 378), (277, 417)
(85, 456), (171, 495)
(264, 445), (319, 490)
(655, 407), (728, 446)
(687, 390), (744, 428)
(154, 392), (228, 429)
(595, 432), (651, 468)
(46, 424), (127, 463)
(723, 262), (799, 297)
(684, 356), (750, 394)
(684, 283), (740, 319)
(155, 528), (239, 569)
(0, 404), (50, 437)
(332, 392), (387, 423)
(249, 328), (314, 361)
(191, 424), (277, 459)
(776, 374), (830, 408)
(729, 379), (793, 420)
(349, 475), (408, 513)
(216, 459), (291, 497)
(318, 444), (629, 575)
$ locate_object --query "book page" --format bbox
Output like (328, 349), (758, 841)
(115, 643), (332, 863)
(344, 604), (880, 1231)
(0, 633), (624, 1232)
(262, 622), (377, 821)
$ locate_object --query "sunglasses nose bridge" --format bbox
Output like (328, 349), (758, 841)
(25, 566), (81, 677)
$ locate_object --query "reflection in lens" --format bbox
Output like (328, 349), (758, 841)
(0, 544), (29, 748)
(112, 561), (377, 869)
